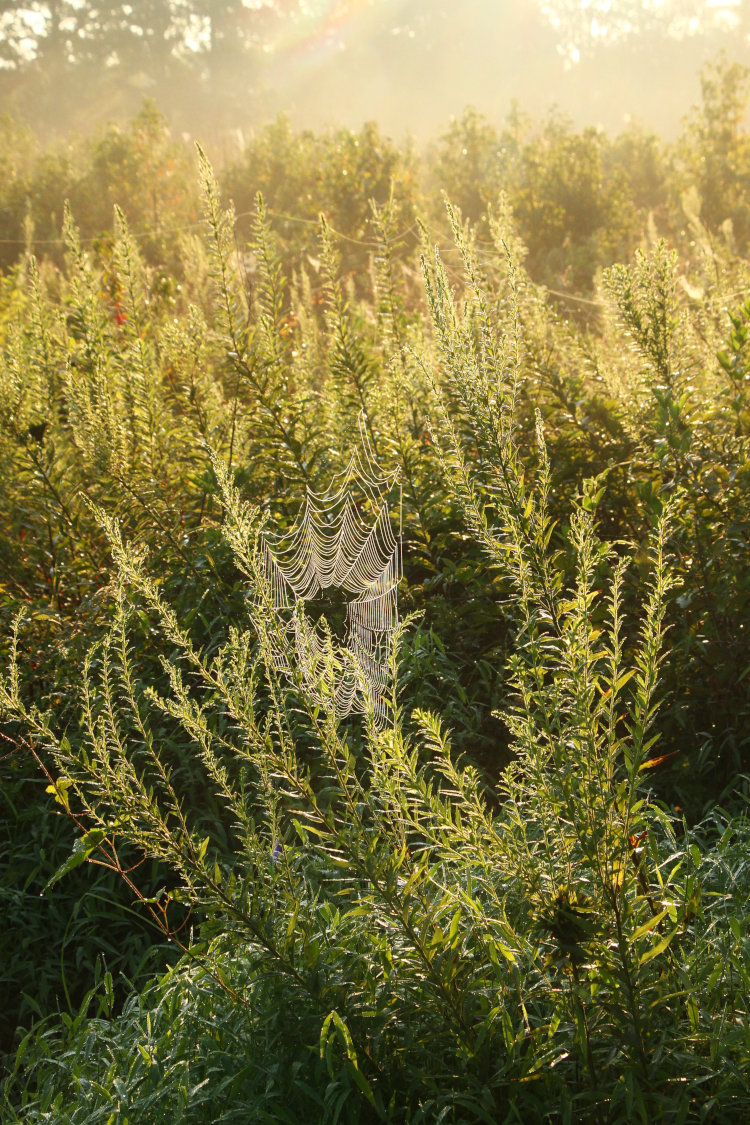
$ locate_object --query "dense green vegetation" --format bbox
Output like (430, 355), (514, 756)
(1, 59), (749, 1122)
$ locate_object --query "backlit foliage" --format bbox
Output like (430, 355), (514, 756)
(1, 73), (750, 1123)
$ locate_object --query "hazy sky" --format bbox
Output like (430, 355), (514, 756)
(253, 0), (750, 138)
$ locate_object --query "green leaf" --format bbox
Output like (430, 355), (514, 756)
(490, 939), (517, 966)
(286, 903), (300, 943)
(45, 776), (73, 811)
(638, 925), (679, 966)
(43, 828), (107, 893)
(347, 1059), (376, 1106)
(687, 994), (700, 1033)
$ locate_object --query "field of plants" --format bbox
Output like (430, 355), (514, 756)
(1, 56), (750, 1124)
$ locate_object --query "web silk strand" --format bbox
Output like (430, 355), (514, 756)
(261, 413), (401, 724)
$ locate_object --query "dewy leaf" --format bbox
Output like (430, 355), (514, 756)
(45, 776), (73, 811)
(631, 907), (668, 941)
(43, 828), (107, 893)
(638, 925), (679, 966)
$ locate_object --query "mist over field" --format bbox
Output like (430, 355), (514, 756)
(259, 0), (750, 140)
(1, 1), (749, 141)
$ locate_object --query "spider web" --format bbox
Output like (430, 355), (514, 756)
(262, 415), (401, 725)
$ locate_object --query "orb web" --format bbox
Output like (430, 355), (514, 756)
(262, 415), (401, 725)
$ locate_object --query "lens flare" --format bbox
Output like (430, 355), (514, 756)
(266, 0), (405, 82)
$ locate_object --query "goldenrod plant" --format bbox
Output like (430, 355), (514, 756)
(1, 107), (749, 1122)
